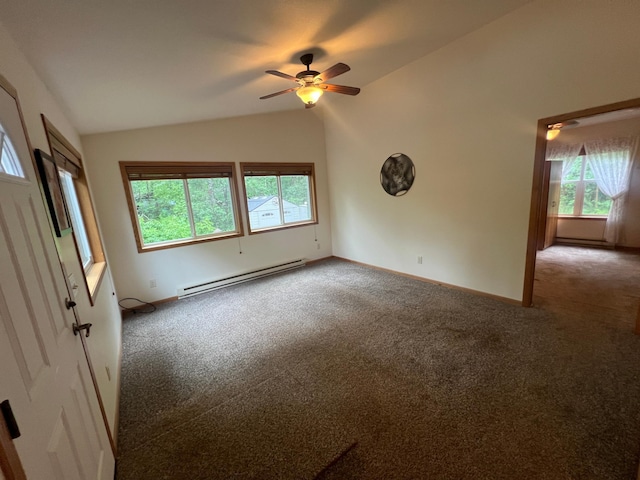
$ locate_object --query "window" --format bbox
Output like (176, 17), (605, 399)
(0, 123), (25, 178)
(58, 170), (92, 269)
(42, 115), (107, 305)
(241, 163), (317, 234)
(559, 157), (612, 216)
(120, 162), (243, 252)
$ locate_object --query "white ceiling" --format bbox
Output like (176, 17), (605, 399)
(0, 0), (531, 134)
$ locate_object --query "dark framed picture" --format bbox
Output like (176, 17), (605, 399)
(380, 153), (415, 196)
(34, 149), (72, 237)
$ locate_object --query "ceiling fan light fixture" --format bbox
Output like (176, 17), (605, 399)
(296, 85), (324, 106)
(546, 123), (562, 141)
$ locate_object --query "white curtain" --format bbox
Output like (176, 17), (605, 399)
(585, 136), (639, 244)
(545, 142), (582, 179)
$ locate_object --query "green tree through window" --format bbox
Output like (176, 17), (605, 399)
(241, 163), (317, 233)
(559, 157), (612, 216)
(121, 162), (242, 251)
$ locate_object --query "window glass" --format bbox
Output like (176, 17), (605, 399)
(246, 176), (281, 229)
(241, 163), (317, 234)
(187, 177), (237, 236)
(564, 161), (582, 181)
(583, 161), (595, 180)
(582, 182), (612, 216)
(559, 158), (612, 217)
(558, 183), (576, 215)
(59, 170), (93, 270)
(281, 175), (312, 223)
(0, 127), (25, 178)
(121, 162), (242, 251)
(131, 179), (191, 245)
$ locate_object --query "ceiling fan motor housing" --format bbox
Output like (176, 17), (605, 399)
(296, 71), (319, 80)
(297, 53), (319, 79)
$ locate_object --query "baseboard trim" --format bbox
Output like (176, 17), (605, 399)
(616, 246), (640, 254)
(555, 238), (611, 248)
(112, 321), (123, 453)
(305, 256), (334, 266)
(332, 256), (521, 306)
(121, 254), (523, 311)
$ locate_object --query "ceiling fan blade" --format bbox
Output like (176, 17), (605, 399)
(314, 63), (350, 82)
(265, 70), (298, 82)
(259, 87), (298, 100)
(321, 84), (361, 96)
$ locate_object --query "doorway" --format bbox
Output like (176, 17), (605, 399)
(523, 97), (640, 334)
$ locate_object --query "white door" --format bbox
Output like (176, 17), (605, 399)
(0, 78), (114, 479)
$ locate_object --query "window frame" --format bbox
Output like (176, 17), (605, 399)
(42, 115), (107, 306)
(240, 162), (318, 235)
(58, 169), (93, 269)
(559, 156), (611, 218)
(119, 161), (244, 253)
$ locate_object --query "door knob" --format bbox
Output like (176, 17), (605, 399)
(65, 298), (77, 310)
(73, 322), (92, 337)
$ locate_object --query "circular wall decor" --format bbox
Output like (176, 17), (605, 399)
(380, 153), (415, 196)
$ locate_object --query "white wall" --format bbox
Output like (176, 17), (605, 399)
(323, 0), (640, 301)
(0, 20), (121, 434)
(81, 110), (331, 302)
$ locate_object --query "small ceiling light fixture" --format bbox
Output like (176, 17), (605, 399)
(546, 120), (579, 141)
(296, 85), (324, 107)
(546, 123), (562, 141)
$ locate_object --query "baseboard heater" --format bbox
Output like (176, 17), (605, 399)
(177, 259), (306, 299)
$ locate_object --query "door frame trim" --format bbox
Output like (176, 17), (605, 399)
(523, 97), (640, 309)
(0, 412), (27, 480)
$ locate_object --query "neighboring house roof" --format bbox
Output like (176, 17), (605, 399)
(247, 196), (275, 212)
(248, 196), (301, 212)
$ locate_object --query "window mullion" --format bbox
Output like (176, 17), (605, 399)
(574, 182), (584, 216)
(574, 158), (586, 216)
(276, 176), (284, 224)
(183, 179), (197, 238)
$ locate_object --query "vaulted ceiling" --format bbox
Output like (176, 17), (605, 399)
(0, 0), (531, 134)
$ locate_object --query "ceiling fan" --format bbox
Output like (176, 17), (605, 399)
(546, 119), (579, 140)
(260, 53), (360, 109)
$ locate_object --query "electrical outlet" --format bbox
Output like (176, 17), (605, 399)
(317, 243), (321, 250)
(417, 256), (423, 264)
(150, 279), (157, 288)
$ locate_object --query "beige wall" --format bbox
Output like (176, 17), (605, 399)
(0, 21), (121, 434)
(550, 116), (640, 247)
(81, 110), (331, 302)
(323, 0), (640, 301)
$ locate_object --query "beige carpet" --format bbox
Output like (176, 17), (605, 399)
(533, 245), (640, 328)
(116, 254), (640, 479)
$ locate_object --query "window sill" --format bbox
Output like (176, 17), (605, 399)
(558, 215), (608, 220)
(85, 261), (107, 305)
(247, 220), (318, 235)
(137, 232), (243, 253)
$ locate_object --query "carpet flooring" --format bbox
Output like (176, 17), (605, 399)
(116, 253), (640, 479)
